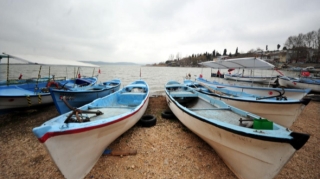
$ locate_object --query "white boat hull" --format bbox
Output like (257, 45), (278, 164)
(42, 98), (149, 179)
(211, 96), (305, 128)
(224, 74), (275, 84)
(278, 78), (320, 92)
(0, 94), (53, 111)
(166, 95), (297, 179)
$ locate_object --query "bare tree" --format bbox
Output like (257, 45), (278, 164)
(305, 31), (314, 48)
(296, 33), (305, 47)
(284, 36), (295, 49)
(317, 28), (320, 50)
(284, 35), (305, 49)
(311, 30), (317, 49)
(168, 54), (174, 61)
(176, 53), (181, 61)
(247, 49), (255, 53)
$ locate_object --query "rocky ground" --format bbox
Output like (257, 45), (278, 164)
(0, 96), (319, 179)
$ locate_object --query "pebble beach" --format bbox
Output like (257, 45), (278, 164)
(0, 95), (319, 179)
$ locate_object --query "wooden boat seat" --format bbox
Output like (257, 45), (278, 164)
(120, 92), (146, 95)
(87, 107), (135, 121)
(239, 118), (254, 128)
(188, 107), (231, 110)
(88, 87), (104, 91)
(169, 92), (198, 98)
(117, 93), (146, 106)
(87, 105), (136, 109)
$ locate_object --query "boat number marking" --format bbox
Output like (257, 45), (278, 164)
(231, 134), (252, 143)
(60, 95), (75, 101)
(167, 99), (171, 106)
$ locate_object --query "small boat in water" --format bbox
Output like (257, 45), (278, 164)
(50, 79), (121, 114)
(184, 79), (310, 128)
(165, 81), (309, 179)
(33, 80), (149, 179)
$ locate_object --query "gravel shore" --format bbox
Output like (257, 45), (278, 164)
(0, 96), (319, 179)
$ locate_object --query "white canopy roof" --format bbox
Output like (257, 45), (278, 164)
(199, 57), (274, 69)
(0, 53), (99, 68)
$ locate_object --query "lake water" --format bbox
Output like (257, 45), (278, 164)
(0, 64), (303, 94)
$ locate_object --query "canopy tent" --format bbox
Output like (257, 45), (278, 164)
(0, 53), (99, 68)
(199, 57), (274, 69)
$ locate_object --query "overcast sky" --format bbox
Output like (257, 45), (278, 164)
(0, 0), (319, 64)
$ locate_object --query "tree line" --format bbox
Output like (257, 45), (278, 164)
(163, 28), (320, 66)
(285, 29), (320, 49)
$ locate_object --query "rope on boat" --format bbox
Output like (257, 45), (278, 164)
(26, 95), (31, 106)
(62, 96), (103, 123)
(38, 94), (42, 104)
(198, 82), (224, 96)
(35, 65), (42, 91)
(256, 88), (287, 100)
(6, 55), (9, 86)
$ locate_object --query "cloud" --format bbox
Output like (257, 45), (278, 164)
(0, 0), (319, 64)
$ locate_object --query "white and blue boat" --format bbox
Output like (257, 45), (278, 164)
(195, 77), (311, 100)
(33, 80), (149, 179)
(198, 57), (312, 99)
(184, 79), (310, 128)
(0, 77), (98, 114)
(223, 72), (277, 84)
(0, 53), (99, 114)
(165, 81), (309, 179)
(200, 57), (277, 84)
(278, 76), (320, 92)
(50, 79), (121, 114)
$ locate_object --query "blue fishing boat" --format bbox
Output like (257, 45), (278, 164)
(57, 76), (98, 89)
(278, 76), (320, 92)
(165, 80), (309, 179)
(33, 80), (149, 179)
(50, 79), (121, 114)
(0, 53), (99, 114)
(0, 77), (98, 115)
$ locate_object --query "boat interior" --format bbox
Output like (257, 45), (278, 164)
(167, 85), (258, 128)
(64, 83), (148, 123)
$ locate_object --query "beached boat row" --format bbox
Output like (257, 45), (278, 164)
(30, 77), (310, 179)
(1, 54), (312, 179)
